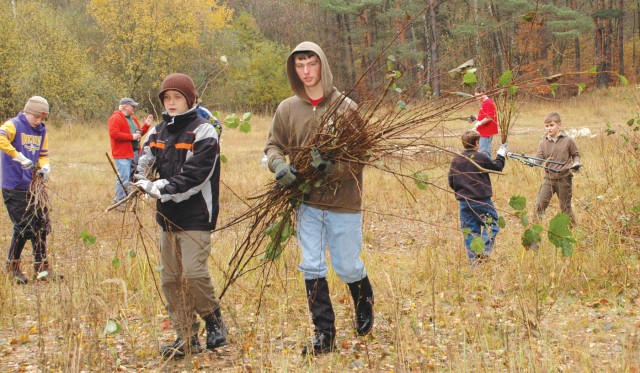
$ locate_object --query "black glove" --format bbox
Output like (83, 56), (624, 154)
(310, 147), (335, 173)
(468, 115), (477, 123)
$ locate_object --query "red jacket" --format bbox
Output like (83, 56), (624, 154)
(107, 110), (149, 159)
(477, 97), (499, 137)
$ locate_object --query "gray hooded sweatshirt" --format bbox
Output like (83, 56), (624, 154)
(264, 41), (363, 213)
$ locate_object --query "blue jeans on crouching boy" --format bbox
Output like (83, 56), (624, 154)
(478, 136), (493, 157)
(459, 198), (500, 263)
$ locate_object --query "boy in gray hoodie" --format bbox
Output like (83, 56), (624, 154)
(264, 42), (374, 356)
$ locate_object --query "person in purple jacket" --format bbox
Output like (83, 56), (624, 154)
(0, 96), (60, 284)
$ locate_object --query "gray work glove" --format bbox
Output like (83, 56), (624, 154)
(134, 179), (168, 199)
(468, 115), (477, 123)
(37, 164), (51, 182)
(310, 147), (335, 174)
(497, 143), (508, 157)
(273, 159), (297, 187)
(13, 153), (34, 170)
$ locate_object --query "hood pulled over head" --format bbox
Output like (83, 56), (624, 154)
(286, 41), (333, 101)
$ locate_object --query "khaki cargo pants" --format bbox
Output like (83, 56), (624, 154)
(160, 230), (221, 339)
(535, 175), (575, 225)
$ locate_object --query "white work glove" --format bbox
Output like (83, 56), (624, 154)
(473, 121), (481, 130)
(570, 161), (582, 172)
(497, 143), (508, 157)
(13, 153), (34, 170)
(134, 179), (168, 199)
(133, 172), (148, 182)
(37, 164), (51, 182)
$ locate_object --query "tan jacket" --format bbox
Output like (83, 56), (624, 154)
(264, 41), (363, 213)
(535, 131), (581, 180)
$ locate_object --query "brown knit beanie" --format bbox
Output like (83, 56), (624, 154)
(158, 73), (197, 109)
(23, 96), (49, 116)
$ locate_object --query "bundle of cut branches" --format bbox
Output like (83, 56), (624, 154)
(216, 73), (476, 298)
(28, 166), (49, 215)
(216, 63), (588, 299)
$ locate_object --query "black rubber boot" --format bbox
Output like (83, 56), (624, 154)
(347, 276), (374, 336)
(203, 308), (227, 350)
(160, 335), (202, 359)
(301, 278), (336, 356)
(7, 260), (28, 285)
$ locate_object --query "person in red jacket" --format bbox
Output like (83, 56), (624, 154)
(471, 86), (499, 157)
(107, 98), (152, 205)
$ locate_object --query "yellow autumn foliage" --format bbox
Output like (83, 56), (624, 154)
(87, 0), (233, 95)
(0, 1), (116, 119)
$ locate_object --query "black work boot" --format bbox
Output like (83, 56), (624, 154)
(203, 308), (227, 350)
(347, 276), (374, 336)
(34, 260), (63, 281)
(301, 278), (336, 356)
(6, 260), (28, 285)
(160, 335), (202, 359)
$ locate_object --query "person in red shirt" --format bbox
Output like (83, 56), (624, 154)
(471, 87), (499, 156)
(107, 98), (152, 206)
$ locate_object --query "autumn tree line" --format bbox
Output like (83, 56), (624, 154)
(0, 0), (638, 121)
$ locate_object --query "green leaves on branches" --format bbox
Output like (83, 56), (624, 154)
(263, 213), (295, 261)
(509, 195), (576, 256)
(548, 213), (576, 257)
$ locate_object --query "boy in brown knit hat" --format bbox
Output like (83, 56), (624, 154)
(134, 73), (226, 359)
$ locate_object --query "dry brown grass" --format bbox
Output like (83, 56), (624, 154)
(1, 87), (640, 371)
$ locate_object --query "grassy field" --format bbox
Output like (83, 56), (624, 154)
(1, 87), (640, 372)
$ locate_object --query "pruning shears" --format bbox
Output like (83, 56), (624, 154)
(507, 152), (564, 173)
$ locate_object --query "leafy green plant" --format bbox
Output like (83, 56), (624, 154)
(509, 195), (529, 226)
(470, 236), (485, 254)
(80, 230), (96, 246)
(509, 195), (575, 255)
(213, 111), (252, 133)
(263, 213), (295, 260)
(522, 224), (543, 251)
(212, 111), (252, 163)
(548, 213), (576, 257)
(412, 171), (429, 190)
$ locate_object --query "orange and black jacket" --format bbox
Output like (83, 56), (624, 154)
(137, 106), (220, 231)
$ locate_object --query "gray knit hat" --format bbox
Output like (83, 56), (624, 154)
(23, 96), (49, 116)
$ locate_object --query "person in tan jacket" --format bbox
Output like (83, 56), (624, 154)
(533, 112), (581, 225)
(264, 41), (374, 356)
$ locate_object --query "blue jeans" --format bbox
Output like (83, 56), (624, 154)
(479, 136), (493, 157)
(459, 198), (500, 263)
(114, 157), (133, 202)
(296, 203), (366, 283)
